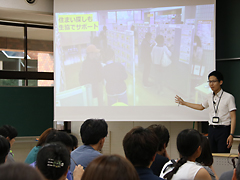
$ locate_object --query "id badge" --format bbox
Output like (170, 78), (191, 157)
(212, 116), (219, 123)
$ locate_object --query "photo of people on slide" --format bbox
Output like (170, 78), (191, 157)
(55, 4), (215, 107)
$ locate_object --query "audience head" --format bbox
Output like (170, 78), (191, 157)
(147, 124), (170, 152)
(196, 135), (213, 166)
(164, 129), (202, 180)
(145, 32), (152, 41)
(45, 130), (73, 151)
(80, 119), (108, 146)
(36, 143), (70, 180)
(37, 128), (56, 147)
(0, 135), (10, 164)
(0, 125), (18, 147)
(0, 162), (44, 180)
(70, 134), (78, 151)
(81, 154), (139, 180)
(123, 126), (159, 167)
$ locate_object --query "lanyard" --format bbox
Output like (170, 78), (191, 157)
(212, 91), (223, 115)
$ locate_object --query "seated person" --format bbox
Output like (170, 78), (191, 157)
(232, 155), (240, 180)
(25, 128), (56, 164)
(219, 143), (240, 180)
(160, 129), (211, 180)
(0, 135), (10, 164)
(147, 124), (170, 176)
(81, 154), (139, 180)
(196, 135), (218, 180)
(0, 125), (18, 163)
(123, 126), (164, 180)
(70, 119), (108, 172)
(0, 162), (44, 180)
(30, 130), (74, 180)
(36, 142), (76, 180)
(70, 134), (78, 151)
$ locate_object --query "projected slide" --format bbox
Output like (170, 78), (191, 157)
(55, 4), (214, 108)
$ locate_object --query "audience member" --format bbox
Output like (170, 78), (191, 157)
(123, 126), (164, 180)
(0, 125), (18, 163)
(0, 162), (44, 180)
(232, 156), (240, 180)
(70, 119), (108, 172)
(30, 130), (73, 180)
(70, 134), (79, 151)
(196, 135), (218, 180)
(0, 135), (10, 164)
(81, 154), (139, 180)
(36, 143), (71, 180)
(160, 129), (211, 180)
(25, 128), (56, 164)
(219, 143), (240, 180)
(148, 124), (170, 176)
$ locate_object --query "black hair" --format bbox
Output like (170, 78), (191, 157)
(238, 143), (240, 153)
(208, 71), (224, 82)
(36, 143), (70, 180)
(155, 35), (164, 46)
(123, 126), (159, 167)
(0, 162), (44, 180)
(147, 124), (170, 152)
(196, 135), (213, 166)
(0, 125), (18, 140)
(45, 131), (73, 151)
(80, 119), (108, 145)
(70, 134), (78, 151)
(236, 156), (240, 180)
(164, 129), (202, 180)
(0, 135), (10, 164)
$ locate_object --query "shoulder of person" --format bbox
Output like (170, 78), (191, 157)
(195, 167), (211, 180)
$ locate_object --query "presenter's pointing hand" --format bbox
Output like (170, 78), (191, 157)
(175, 95), (184, 105)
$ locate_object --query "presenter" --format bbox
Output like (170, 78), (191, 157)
(175, 71), (236, 153)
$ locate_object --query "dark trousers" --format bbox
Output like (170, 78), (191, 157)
(208, 125), (231, 153)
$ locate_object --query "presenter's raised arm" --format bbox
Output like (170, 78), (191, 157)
(175, 95), (204, 110)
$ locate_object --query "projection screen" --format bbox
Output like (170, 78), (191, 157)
(54, 0), (215, 121)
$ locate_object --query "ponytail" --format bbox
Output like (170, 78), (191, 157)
(164, 157), (187, 180)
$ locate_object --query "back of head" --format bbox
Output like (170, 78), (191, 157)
(0, 162), (44, 180)
(196, 135), (213, 166)
(123, 126), (159, 167)
(236, 157), (240, 180)
(0, 125), (18, 140)
(81, 154), (139, 180)
(36, 143), (70, 180)
(80, 119), (108, 145)
(37, 128), (56, 147)
(155, 35), (164, 46)
(164, 129), (202, 180)
(0, 136), (10, 164)
(208, 71), (224, 82)
(177, 129), (202, 157)
(45, 130), (73, 151)
(70, 134), (78, 151)
(147, 124), (170, 152)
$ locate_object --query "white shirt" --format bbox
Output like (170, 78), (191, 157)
(160, 161), (202, 180)
(151, 45), (171, 65)
(202, 89), (236, 125)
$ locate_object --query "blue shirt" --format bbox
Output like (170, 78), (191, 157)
(25, 146), (41, 164)
(135, 167), (164, 180)
(70, 145), (102, 172)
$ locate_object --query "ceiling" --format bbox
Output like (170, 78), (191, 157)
(0, 8), (53, 40)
